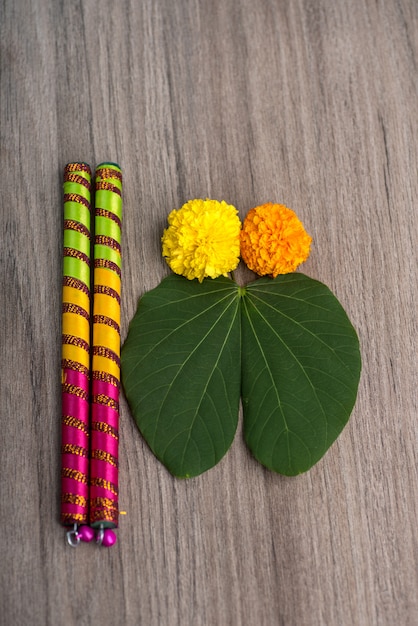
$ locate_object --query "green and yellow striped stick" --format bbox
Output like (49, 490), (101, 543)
(61, 163), (92, 532)
(90, 163), (122, 546)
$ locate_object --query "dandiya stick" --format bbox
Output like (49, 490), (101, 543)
(90, 163), (122, 546)
(61, 163), (94, 543)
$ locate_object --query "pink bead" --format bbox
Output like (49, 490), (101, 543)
(102, 529), (117, 547)
(78, 525), (95, 542)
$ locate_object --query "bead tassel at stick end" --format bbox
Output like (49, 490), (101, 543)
(78, 525), (95, 542)
(96, 526), (117, 547)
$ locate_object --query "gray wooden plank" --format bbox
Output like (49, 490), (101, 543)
(1, 0), (417, 624)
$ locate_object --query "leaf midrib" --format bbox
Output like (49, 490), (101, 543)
(161, 300), (240, 469)
(150, 293), (239, 450)
(244, 294), (328, 463)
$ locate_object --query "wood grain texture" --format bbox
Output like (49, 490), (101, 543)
(1, 0), (417, 624)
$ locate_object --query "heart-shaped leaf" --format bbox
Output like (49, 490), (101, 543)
(122, 273), (361, 478)
(241, 274), (361, 475)
(121, 275), (241, 478)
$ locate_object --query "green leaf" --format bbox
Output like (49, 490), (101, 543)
(241, 274), (361, 475)
(121, 274), (241, 478)
(122, 272), (361, 478)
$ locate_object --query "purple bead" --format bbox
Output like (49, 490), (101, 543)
(78, 525), (95, 543)
(102, 529), (117, 547)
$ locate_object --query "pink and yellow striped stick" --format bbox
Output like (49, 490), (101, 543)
(90, 163), (122, 544)
(61, 163), (92, 531)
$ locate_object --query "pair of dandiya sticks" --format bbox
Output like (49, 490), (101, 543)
(61, 162), (122, 547)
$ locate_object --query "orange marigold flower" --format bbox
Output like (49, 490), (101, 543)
(240, 203), (312, 277)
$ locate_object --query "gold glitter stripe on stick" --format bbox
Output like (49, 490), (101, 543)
(61, 444), (88, 458)
(62, 415), (90, 435)
(91, 421), (119, 439)
(61, 467), (89, 484)
(90, 449), (118, 467)
(90, 477), (118, 496)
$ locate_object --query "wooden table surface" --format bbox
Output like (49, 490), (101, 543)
(1, 0), (417, 624)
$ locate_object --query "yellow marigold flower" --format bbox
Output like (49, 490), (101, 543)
(240, 203), (312, 277)
(162, 199), (241, 282)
